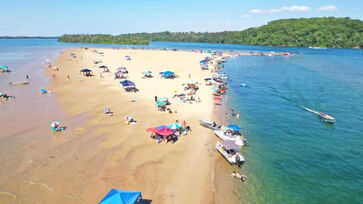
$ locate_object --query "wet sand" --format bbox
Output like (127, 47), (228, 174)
(1, 48), (231, 203)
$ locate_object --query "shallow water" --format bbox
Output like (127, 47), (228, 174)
(1, 39), (362, 203)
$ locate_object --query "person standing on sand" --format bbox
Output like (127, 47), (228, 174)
(26, 75), (29, 80)
(67, 75), (70, 79)
(155, 96), (158, 102)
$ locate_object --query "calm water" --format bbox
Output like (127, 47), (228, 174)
(225, 49), (363, 203)
(1, 39), (362, 203)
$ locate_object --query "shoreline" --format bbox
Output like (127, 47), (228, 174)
(45, 47), (231, 203)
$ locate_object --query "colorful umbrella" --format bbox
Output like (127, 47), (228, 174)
(213, 96), (222, 100)
(156, 128), (174, 136)
(50, 121), (60, 128)
(146, 127), (158, 133)
(125, 116), (134, 120)
(158, 97), (168, 102)
(187, 92), (194, 96)
(169, 123), (182, 129)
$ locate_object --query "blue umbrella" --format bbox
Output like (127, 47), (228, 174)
(80, 69), (92, 72)
(120, 80), (135, 87)
(227, 124), (242, 131)
(156, 125), (168, 130)
(99, 188), (143, 204)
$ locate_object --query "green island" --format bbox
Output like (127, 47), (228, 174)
(58, 17), (363, 48)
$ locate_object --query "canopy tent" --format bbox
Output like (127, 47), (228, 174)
(120, 80), (135, 87)
(227, 124), (242, 131)
(99, 188), (143, 204)
(80, 69), (93, 76)
(169, 123), (182, 129)
(221, 140), (239, 151)
(162, 71), (174, 78)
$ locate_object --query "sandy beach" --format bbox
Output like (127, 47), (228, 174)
(9, 47), (230, 203)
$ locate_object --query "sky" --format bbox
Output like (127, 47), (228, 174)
(1, 0), (362, 36)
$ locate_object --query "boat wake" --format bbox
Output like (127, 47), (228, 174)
(300, 106), (320, 115)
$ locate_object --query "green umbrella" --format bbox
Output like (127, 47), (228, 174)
(156, 101), (167, 106)
(169, 123), (182, 129)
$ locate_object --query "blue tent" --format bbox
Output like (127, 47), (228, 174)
(227, 124), (242, 131)
(99, 189), (143, 204)
(120, 80), (135, 87)
(80, 69), (92, 72)
(163, 71), (174, 77)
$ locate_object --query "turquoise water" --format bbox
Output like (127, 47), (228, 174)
(225, 50), (363, 203)
(1, 39), (362, 203)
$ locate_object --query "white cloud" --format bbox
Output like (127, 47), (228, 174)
(241, 14), (252, 18)
(317, 5), (338, 11)
(249, 5), (311, 14)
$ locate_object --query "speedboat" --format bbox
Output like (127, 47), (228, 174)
(214, 130), (247, 147)
(319, 112), (336, 123)
(216, 140), (244, 166)
(199, 120), (227, 131)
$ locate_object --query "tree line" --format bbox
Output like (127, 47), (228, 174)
(58, 17), (363, 48)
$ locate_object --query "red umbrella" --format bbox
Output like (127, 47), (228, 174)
(213, 96), (222, 100)
(187, 92), (194, 95)
(146, 127), (158, 133)
(156, 128), (174, 136)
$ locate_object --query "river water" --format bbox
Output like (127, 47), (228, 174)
(1, 39), (362, 203)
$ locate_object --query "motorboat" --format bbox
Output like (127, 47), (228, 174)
(214, 130), (247, 147)
(199, 120), (227, 131)
(216, 140), (244, 166)
(9, 80), (29, 86)
(319, 112), (336, 123)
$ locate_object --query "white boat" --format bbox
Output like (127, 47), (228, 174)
(214, 130), (246, 147)
(319, 112), (336, 123)
(199, 120), (227, 131)
(216, 140), (244, 166)
(9, 80), (29, 86)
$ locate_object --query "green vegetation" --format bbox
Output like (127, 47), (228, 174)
(58, 17), (363, 48)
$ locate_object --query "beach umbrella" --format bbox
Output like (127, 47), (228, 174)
(158, 97), (168, 102)
(156, 128), (174, 136)
(156, 101), (167, 106)
(227, 124), (242, 131)
(156, 125), (169, 130)
(120, 80), (135, 87)
(117, 67), (127, 71)
(0, 65), (8, 70)
(213, 96), (222, 100)
(187, 92), (194, 96)
(146, 127), (158, 133)
(125, 116), (134, 120)
(50, 121), (60, 128)
(211, 86), (219, 90)
(99, 65), (108, 69)
(41, 89), (48, 94)
(99, 188), (142, 204)
(169, 123), (182, 129)
(145, 71), (152, 74)
(204, 78), (212, 81)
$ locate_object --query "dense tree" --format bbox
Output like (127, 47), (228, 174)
(58, 17), (363, 48)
